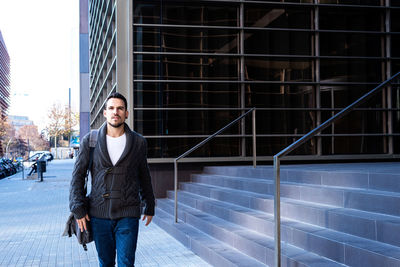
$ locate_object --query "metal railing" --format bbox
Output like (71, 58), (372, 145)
(173, 108), (257, 223)
(272, 71), (400, 267)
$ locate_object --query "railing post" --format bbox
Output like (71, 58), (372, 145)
(174, 159), (178, 223)
(274, 156), (281, 267)
(252, 108), (256, 168)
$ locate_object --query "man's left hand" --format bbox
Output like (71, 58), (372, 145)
(142, 215), (153, 226)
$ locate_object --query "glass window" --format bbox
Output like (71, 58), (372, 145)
(391, 1), (400, 7)
(247, 137), (316, 157)
(321, 136), (384, 154)
(321, 110), (385, 134)
(134, 110), (242, 136)
(134, 82), (240, 108)
(392, 60), (400, 74)
(320, 32), (383, 57)
(245, 5), (311, 29)
(320, 59), (383, 82)
(247, 110), (316, 135)
(319, 6), (383, 31)
(244, 30), (311, 55)
(320, 85), (385, 108)
(134, 55), (239, 80)
(245, 84), (315, 108)
(245, 57), (313, 82)
(319, 0), (382, 5)
(162, 28), (240, 54)
(162, 4), (237, 26)
(134, 54), (160, 80)
(391, 10), (400, 32)
(134, 2), (161, 24)
(147, 137), (241, 158)
(134, 27), (160, 52)
(392, 36), (400, 57)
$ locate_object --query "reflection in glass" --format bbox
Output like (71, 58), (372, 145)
(130, 1), (397, 158)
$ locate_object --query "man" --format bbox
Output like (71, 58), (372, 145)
(70, 92), (155, 267)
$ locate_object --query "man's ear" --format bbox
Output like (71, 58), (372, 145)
(125, 110), (129, 119)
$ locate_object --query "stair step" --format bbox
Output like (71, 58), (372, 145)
(169, 187), (400, 247)
(153, 207), (268, 267)
(191, 174), (400, 217)
(157, 198), (347, 267)
(203, 165), (400, 193)
(167, 190), (400, 267)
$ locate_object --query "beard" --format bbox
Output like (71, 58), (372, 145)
(107, 121), (124, 128)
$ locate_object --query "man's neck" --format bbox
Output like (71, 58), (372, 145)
(106, 124), (125, 137)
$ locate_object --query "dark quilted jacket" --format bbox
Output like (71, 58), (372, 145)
(69, 123), (155, 220)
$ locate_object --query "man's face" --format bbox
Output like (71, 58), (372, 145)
(103, 98), (128, 128)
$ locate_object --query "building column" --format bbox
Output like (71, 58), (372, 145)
(116, 0), (134, 128)
(79, 0), (90, 137)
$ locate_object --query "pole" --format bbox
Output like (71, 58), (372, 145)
(69, 88), (71, 147)
(174, 159), (178, 223)
(252, 109), (256, 168)
(274, 156), (281, 267)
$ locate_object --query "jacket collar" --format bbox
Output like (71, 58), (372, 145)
(97, 122), (135, 166)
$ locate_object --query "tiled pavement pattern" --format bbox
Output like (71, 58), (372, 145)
(0, 159), (210, 267)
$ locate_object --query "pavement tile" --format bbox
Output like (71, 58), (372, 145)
(0, 159), (210, 267)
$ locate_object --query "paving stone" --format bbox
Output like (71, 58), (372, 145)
(0, 159), (209, 267)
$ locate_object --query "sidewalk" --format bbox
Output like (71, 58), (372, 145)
(0, 159), (210, 267)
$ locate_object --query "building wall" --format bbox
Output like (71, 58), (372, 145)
(7, 115), (33, 132)
(0, 30), (10, 118)
(86, 0), (400, 162)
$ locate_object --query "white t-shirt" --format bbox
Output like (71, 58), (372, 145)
(106, 133), (126, 166)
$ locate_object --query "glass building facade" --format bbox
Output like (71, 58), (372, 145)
(0, 30), (10, 118)
(88, 0), (400, 161)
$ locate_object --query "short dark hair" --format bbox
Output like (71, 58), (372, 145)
(105, 92), (127, 110)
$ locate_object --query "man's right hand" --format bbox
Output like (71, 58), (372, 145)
(76, 214), (90, 232)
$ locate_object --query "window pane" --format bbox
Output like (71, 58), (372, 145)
(245, 58), (313, 81)
(245, 5), (311, 29)
(392, 60), (400, 74)
(248, 110), (316, 135)
(134, 55), (239, 80)
(162, 4), (237, 26)
(320, 85), (385, 108)
(321, 136), (385, 154)
(391, 10), (400, 32)
(134, 27), (160, 52)
(319, 0), (382, 6)
(244, 30), (311, 55)
(392, 36), (400, 57)
(163, 28), (239, 54)
(319, 7), (383, 31)
(134, 82), (240, 108)
(320, 32), (383, 57)
(134, 110), (242, 136)
(245, 84), (315, 108)
(247, 137), (316, 157)
(134, 2), (160, 24)
(391, 1), (400, 7)
(320, 59), (383, 82)
(147, 137), (241, 158)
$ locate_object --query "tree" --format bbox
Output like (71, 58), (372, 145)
(1, 117), (16, 157)
(18, 125), (49, 152)
(45, 103), (78, 157)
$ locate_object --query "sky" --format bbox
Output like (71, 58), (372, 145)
(0, 0), (80, 132)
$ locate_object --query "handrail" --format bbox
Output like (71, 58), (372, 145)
(272, 71), (400, 267)
(174, 108), (257, 222)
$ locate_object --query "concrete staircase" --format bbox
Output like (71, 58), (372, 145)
(153, 163), (400, 267)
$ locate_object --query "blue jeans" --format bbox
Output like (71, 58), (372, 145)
(90, 217), (139, 267)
